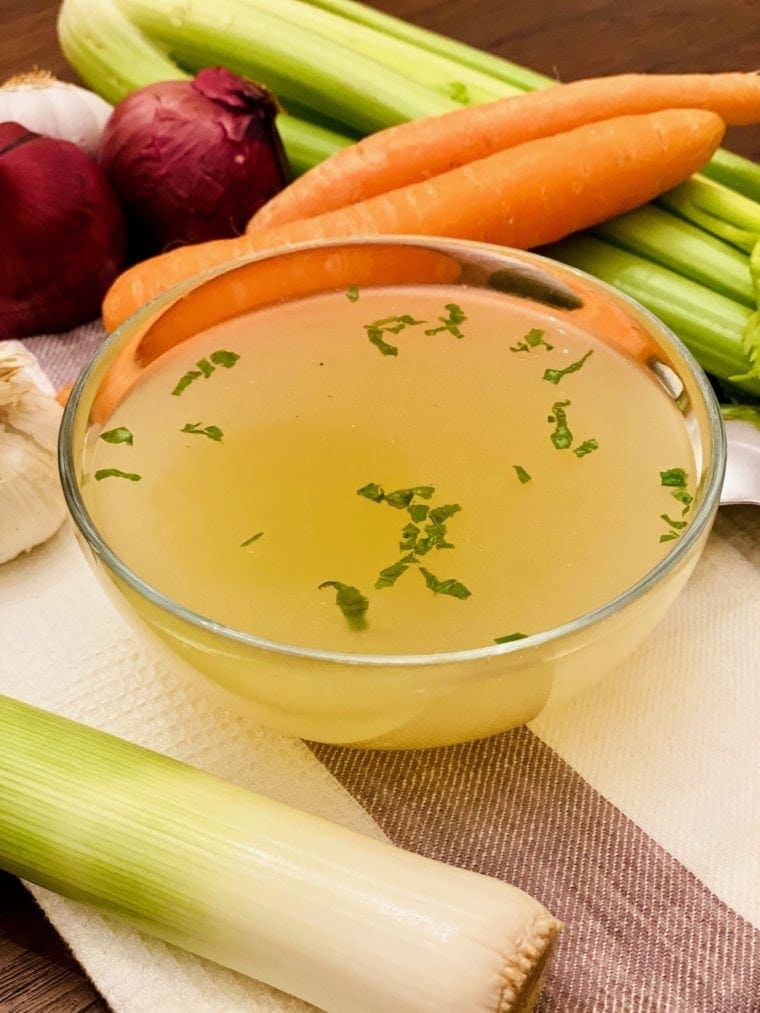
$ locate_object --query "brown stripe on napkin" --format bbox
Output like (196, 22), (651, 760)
(313, 727), (760, 1012)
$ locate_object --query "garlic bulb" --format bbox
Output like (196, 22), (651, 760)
(0, 71), (112, 155)
(0, 342), (66, 564)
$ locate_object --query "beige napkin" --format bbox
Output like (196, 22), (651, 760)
(0, 524), (385, 1012)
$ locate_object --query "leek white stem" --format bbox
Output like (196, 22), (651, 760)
(0, 694), (559, 1012)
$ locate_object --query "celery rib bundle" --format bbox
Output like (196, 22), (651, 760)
(57, 0), (760, 396)
(0, 694), (559, 1011)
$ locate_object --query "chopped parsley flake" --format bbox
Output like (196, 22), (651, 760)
(660, 468), (688, 487)
(181, 422), (223, 443)
(94, 468), (141, 482)
(494, 632), (528, 644)
(407, 503), (430, 523)
(172, 349), (240, 395)
(424, 303), (466, 339)
(419, 567), (471, 599)
(100, 427), (133, 446)
(573, 438), (599, 458)
(375, 555), (415, 590)
(240, 532), (263, 547)
(510, 328), (554, 353)
(363, 314), (424, 357)
(318, 581), (369, 629)
(661, 513), (688, 530)
(548, 400), (573, 450)
(543, 349), (594, 385)
(513, 465), (532, 484)
(346, 284), (359, 302)
(660, 531), (679, 543)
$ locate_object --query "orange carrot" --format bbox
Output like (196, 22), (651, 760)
(250, 73), (760, 232)
(103, 109), (725, 332)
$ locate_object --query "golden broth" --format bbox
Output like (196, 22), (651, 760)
(84, 284), (694, 654)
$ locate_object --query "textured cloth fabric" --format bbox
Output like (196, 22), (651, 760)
(1, 327), (759, 1011)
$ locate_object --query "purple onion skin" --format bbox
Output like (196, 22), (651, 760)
(0, 122), (126, 339)
(98, 68), (290, 255)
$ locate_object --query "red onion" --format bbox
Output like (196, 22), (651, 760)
(98, 68), (289, 254)
(0, 122), (126, 339)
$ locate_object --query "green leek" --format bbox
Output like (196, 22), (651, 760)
(545, 235), (760, 396)
(594, 204), (757, 307)
(0, 694), (559, 1012)
(658, 175), (760, 254)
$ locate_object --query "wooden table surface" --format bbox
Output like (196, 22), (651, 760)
(1, 1), (758, 1009)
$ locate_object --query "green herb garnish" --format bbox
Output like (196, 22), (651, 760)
(346, 284), (359, 302)
(240, 532), (263, 547)
(543, 349), (594, 385)
(385, 486), (435, 509)
(573, 438), (599, 458)
(363, 315), (425, 358)
(494, 633), (528, 644)
(181, 422), (223, 443)
(661, 513), (688, 530)
(419, 567), (471, 599)
(375, 554), (415, 590)
(548, 400), (573, 450)
(513, 465), (532, 484)
(407, 503), (430, 523)
(658, 468), (691, 541)
(94, 468), (141, 482)
(210, 350), (241, 369)
(428, 503), (461, 525)
(424, 303), (466, 339)
(399, 522), (420, 551)
(100, 427), (133, 446)
(510, 328), (554, 353)
(318, 581), (369, 629)
(356, 482), (385, 502)
(660, 467), (688, 487)
(172, 349), (240, 395)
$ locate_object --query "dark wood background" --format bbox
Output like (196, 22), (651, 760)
(0, 1), (758, 1009)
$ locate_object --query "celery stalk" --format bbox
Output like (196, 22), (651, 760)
(658, 176), (760, 254)
(119, 0), (462, 133)
(0, 694), (559, 1011)
(594, 205), (756, 307)
(701, 148), (760, 204)
(304, 0), (553, 91)
(545, 235), (760, 397)
(58, 0), (354, 172)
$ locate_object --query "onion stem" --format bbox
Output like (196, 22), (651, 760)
(0, 694), (559, 1012)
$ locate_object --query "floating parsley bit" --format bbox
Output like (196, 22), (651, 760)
(424, 303), (466, 339)
(494, 633), (528, 644)
(94, 468), (141, 482)
(419, 567), (471, 599)
(356, 482), (385, 502)
(363, 314), (425, 357)
(659, 531), (679, 543)
(510, 328), (554, 353)
(375, 554), (416, 590)
(428, 503), (461, 525)
(660, 513), (688, 530)
(240, 532), (263, 548)
(100, 427), (133, 446)
(172, 349), (240, 395)
(543, 349), (594, 385)
(384, 486), (435, 509)
(513, 465), (532, 484)
(407, 503), (430, 523)
(573, 438), (599, 458)
(318, 581), (369, 630)
(660, 467), (688, 487)
(346, 284), (359, 302)
(548, 400), (573, 450)
(671, 487), (693, 513)
(182, 422), (223, 443)
(399, 522), (420, 552)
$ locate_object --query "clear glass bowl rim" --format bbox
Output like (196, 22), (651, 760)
(59, 235), (727, 668)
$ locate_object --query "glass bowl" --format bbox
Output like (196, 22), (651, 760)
(59, 237), (725, 749)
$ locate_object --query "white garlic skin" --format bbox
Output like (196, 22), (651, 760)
(0, 76), (112, 156)
(0, 342), (66, 564)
